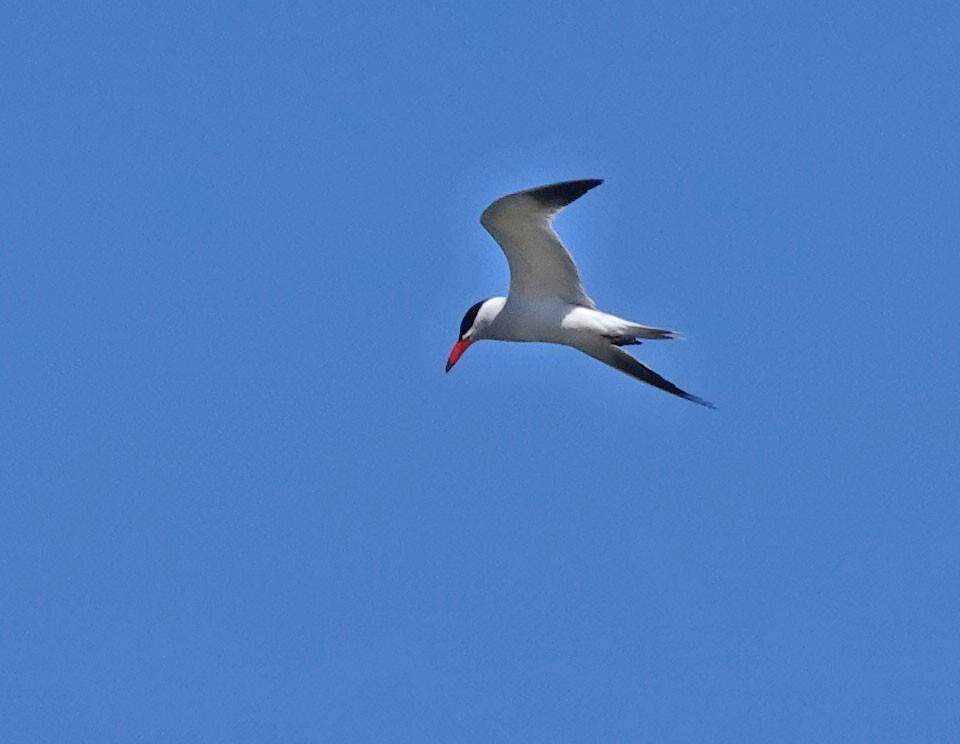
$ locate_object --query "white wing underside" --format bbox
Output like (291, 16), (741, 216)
(480, 181), (601, 309)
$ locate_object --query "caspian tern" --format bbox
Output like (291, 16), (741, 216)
(446, 179), (714, 408)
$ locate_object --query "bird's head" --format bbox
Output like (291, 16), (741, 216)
(446, 297), (502, 372)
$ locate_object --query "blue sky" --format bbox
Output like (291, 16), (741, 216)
(3, 2), (959, 741)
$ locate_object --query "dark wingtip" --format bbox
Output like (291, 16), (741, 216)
(686, 394), (717, 410)
(526, 179), (604, 209)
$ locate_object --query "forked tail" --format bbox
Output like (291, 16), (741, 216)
(630, 324), (682, 340)
(608, 323), (682, 345)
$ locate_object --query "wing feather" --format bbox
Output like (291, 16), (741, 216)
(581, 344), (716, 408)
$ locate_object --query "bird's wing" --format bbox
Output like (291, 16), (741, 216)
(580, 343), (715, 408)
(480, 179), (601, 308)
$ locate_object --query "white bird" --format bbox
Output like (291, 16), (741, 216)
(446, 179), (714, 408)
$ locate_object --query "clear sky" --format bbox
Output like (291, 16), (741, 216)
(3, 2), (959, 742)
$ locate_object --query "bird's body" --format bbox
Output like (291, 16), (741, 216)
(447, 179), (714, 408)
(479, 298), (664, 346)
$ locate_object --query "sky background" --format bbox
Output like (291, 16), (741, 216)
(3, 2), (959, 742)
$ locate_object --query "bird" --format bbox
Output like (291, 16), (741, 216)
(446, 179), (714, 408)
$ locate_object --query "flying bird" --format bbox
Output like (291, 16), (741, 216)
(446, 179), (714, 408)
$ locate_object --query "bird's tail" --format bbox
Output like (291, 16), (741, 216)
(626, 323), (683, 341)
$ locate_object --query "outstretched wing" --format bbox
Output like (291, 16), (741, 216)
(480, 179), (602, 308)
(581, 343), (716, 408)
